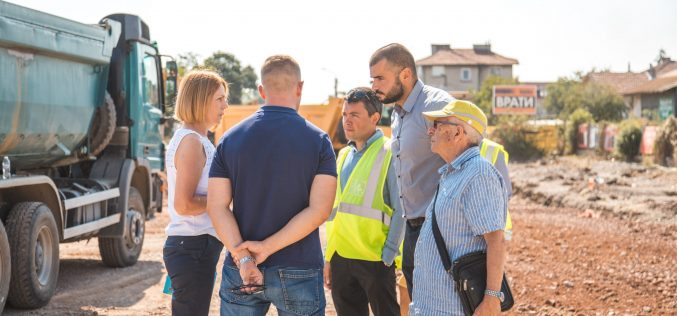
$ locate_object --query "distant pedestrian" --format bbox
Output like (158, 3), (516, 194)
(163, 69), (229, 316)
(208, 55), (337, 316)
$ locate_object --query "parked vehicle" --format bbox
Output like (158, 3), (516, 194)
(0, 2), (176, 311)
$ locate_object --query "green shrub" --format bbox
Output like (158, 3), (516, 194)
(564, 108), (593, 154)
(492, 120), (544, 162)
(596, 122), (608, 155)
(615, 120), (643, 162)
(654, 116), (677, 166)
(642, 109), (660, 122)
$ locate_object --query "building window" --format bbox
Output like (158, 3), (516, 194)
(490, 67), (501, 76)
(461, 68), (471, 81)
(538, 88), (547, 98)
(417, 66), (423, 77)
(432, 66), (445, 77)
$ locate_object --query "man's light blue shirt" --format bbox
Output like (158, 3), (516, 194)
(411, 147), (508, 315)
(390, 79), (453, 219)
(340, 129), (405, 266)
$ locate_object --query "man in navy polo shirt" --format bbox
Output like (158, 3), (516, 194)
(208, 55), (337, 316)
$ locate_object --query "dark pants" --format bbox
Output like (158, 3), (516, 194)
(330, 254), (399, 316)
(402, 220), (423, 298)
(163, 234), (223, 316)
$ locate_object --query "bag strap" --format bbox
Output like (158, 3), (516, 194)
(431, 185), (453, 274)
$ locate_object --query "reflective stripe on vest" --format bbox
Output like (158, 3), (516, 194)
(334, 204), (391, 226)
(333, 141), (390, 225)
(480, 139), (502, 164)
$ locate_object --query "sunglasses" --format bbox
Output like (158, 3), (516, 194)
(229, 284), (266, 295)
(346, 90), (377, 104)
(432, 121), (461, 129)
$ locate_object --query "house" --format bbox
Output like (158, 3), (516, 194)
(623, 56), (677, 119)
(416, 43), (518, 93)
(584, 71), (650, 96)
(584, 71), (650, 117)
(584, 55), (677, 119)
(624, 75), (677, 119)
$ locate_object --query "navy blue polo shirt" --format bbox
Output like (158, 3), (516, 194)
(209, 105), (337, 268)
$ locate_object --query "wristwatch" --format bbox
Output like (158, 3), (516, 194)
(484, 289), (505, 303)
(238, 256), (255, 267)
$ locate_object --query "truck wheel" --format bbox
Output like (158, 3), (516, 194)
(90, 92), (117, 156)
(98, 187), (145, 267)
(0, 221), (11, 313)
(5, 202), (60, 309)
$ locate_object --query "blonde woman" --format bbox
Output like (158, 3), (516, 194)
(163, 70), (228, 316)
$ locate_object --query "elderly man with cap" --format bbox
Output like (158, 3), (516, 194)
(410, 100), (508, 316)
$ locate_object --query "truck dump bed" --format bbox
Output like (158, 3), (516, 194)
(0, 1), (120, 169)
(212, 97), (345, 149)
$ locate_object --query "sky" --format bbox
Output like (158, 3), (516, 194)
(7, 0), (677, 104)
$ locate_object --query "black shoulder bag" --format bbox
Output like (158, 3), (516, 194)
(430, 185), (514, 315)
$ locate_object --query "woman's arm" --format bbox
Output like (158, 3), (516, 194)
(173, 134), (208, 216)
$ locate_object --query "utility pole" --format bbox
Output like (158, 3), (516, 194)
(322, 68), (338, 97)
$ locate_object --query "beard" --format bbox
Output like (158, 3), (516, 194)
(378, 77), (405, 105)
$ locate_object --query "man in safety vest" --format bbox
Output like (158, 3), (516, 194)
(323, 87), (406, 316)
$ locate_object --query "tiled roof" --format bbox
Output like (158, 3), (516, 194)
(624, 76), (677, 94)
(584, 72), (649, 94)
(417, 49), (518, 66)
(656, 61), (677, 78)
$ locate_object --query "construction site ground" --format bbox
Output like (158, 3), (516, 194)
(3, 156), (676, 315)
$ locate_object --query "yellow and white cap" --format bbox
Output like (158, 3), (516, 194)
(422, 100), (487, 136)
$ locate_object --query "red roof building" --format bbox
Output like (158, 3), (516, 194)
(416, 44), (518, 93)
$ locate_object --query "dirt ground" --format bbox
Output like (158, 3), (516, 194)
(3, 156), (676, 315)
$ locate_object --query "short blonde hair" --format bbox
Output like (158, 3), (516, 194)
(174, 70), (228, 124)
(260, 55), (301, 93)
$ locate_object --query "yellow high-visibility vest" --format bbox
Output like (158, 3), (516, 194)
(325, 136), (393, 262)
(480, 139), (513, 233)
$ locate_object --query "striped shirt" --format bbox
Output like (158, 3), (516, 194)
(411, 146), (507, 316)
(391, 80), (453, 219)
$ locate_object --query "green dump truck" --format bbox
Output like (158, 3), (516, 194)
(0, 2), (177, 311)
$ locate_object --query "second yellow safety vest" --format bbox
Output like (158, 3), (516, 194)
(480, 139), (513, 233)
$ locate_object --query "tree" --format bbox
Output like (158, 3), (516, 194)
(544, 77), (584, 118)
(545, 70), (627, 122)
(177, 52), (200, 76)
(203, 52), (258, 104)
(581, 83), (626, 121)
(472, 75), (517, 125)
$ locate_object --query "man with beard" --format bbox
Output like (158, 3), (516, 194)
(369, 43), (452, 300)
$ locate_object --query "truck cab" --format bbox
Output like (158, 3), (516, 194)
(0, 3), (176, 311)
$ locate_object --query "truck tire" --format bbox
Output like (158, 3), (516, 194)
(90, 92), (117, 156)
(5, 202), (60, 309)
(98, 187), (145, 267)
(0, 221), (10, 313)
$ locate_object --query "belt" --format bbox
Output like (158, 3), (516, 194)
(407, 217), (425, 228)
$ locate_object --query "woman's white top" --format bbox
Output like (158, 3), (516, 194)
(165, 128), (217, 237)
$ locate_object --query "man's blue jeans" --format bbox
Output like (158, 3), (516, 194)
(219, 264), (325, 316)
